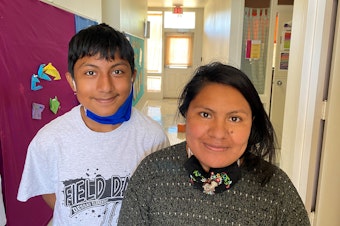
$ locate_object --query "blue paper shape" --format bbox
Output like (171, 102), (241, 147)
(37, 64), (51, 81)
(31, 74), (43, 91)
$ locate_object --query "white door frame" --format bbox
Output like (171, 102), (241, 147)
(280, 0), (337, 222)
(313, 1), (340, 223)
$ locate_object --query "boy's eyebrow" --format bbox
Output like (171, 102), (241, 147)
(78, 61), (129, 68)
(111, 61), (130, 67)
(77, 62), (99, 69)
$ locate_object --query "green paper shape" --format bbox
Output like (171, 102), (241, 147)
(50, 96), (60, 114)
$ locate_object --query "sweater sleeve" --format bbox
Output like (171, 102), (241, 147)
(118, 156), (153, 225)
(274, 169), (311, 225)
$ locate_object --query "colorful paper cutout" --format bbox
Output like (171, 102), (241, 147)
(32, 103), (45, 120)
(30, 62), (61, 91)
(37, 64), (52, 81)
(31, 63), (62, 119)
(44, 63), (61, 80)
(31, 74), (43, 91)
(49, 96), (60, 114)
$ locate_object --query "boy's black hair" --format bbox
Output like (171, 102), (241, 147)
(67, 23), (135, 77)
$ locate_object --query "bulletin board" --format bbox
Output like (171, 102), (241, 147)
(75, 15), (98, 33)
(124, 33), (145, 106)
(279, 25), (292, 70)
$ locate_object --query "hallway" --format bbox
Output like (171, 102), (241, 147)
(139, 98), (186, 145)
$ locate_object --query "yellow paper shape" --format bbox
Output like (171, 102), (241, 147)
(44, 63), (61, 80)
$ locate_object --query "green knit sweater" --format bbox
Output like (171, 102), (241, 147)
(118, 142), (310, 226)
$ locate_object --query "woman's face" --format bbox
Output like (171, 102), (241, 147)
(185, 83), (253, 172)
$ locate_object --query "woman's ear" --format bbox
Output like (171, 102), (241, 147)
(66, 72), (76, 92)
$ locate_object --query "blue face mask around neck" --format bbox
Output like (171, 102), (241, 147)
(85, 87), (133, 125)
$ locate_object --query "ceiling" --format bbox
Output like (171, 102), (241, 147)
(147, 0), (209, 8)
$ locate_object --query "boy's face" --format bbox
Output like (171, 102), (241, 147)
(66, 53), (136, 117)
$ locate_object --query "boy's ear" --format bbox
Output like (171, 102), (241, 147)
(131, 69), (137, 83)
(65, 72), (76, 91)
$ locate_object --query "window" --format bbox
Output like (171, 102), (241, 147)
(146, 12), (163, 73)
(164, 12), (196, 29)
(165, 33), (193, 68)
(147, 76), (162, 92)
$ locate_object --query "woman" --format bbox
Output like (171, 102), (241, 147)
(118, 62), (310, 225)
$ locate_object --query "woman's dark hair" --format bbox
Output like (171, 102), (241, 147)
(179, 62), (277, 184)
(67, 23), (135, 77)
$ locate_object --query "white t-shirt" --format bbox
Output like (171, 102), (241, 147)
(17, 105), (169, 226)
(0, 175), (6, 226)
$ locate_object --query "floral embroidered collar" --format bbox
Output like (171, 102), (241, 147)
(184, 155), (241, 195)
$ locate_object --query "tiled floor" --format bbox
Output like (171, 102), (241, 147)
(140, 98), (186, 145)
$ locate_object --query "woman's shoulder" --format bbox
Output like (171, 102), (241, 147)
(242, 157), (293, 188)
(138, 142), (187, 166)
(266, 162), (294, 185)
(146, 142), (186, 158)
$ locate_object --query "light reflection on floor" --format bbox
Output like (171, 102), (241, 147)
(141, 98), (186, 145)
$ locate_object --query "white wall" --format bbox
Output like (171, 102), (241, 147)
(202, 0), (231, 64)
(101, 0), (120, 29)
(40, 0), (102, 22)
(102, 0), (147, 37)
(120, 0), (147, 37)
(40, 0), (147, 37)
(202, 0), (244, 66)
(228, 1), (245, 67)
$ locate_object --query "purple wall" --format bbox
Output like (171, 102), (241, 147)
(0, 0), (77, 225)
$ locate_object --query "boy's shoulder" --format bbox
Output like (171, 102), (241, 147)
(130, 107), (164, 129)
(37, 105), (81, 134)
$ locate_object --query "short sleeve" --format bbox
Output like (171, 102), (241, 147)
(17, 135), (58, 201)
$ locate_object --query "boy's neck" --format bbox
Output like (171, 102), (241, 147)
(80, 106), (121, 132)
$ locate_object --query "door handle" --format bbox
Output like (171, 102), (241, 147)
(277, 80), (283, 86)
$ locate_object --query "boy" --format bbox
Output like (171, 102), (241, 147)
(17, 23), (169, 225)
